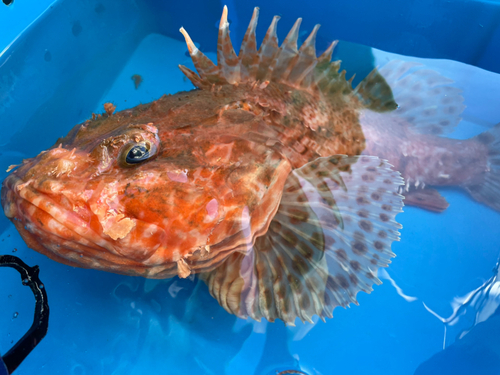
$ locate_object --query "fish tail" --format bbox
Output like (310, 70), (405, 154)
(465, 123), (500, 211)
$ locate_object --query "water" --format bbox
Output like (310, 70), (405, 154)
(1, 1), (500, 374)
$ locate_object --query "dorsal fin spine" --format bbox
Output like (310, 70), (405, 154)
(178, 65), (207, 89)
(179, 7), (397, 112)
(268, 18), (302, 81)
(256, 15), (281, 81)
(287, 24), (320, 86)
(179, 27), (222, 84)
(217, 5), (240, 84)
(318, 40), (337, 64)
(238, 7), (260, 80)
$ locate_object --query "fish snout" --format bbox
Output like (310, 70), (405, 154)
(25, 147), (93, 180)
(1, 145), (97, 237)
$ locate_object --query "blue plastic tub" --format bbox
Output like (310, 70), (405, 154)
(1, 1), (500, 374)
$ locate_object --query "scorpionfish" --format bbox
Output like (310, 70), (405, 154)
(5, 6), (496, 324)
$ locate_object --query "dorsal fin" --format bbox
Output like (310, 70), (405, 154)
(354, 68), (398, 112)
(377, 60), (465, 132)
(178, 6), (397, 112)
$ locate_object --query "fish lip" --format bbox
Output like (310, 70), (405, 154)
(2, 175), (178, 277)
(2, 174), (121, 257)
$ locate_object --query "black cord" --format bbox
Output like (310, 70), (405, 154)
(0, 255), (49, 374)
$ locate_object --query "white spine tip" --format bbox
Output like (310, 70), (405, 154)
(220, 5), (229, 29)
(179, 27), (198, 55)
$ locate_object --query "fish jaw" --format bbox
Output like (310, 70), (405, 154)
(1, 148), (173, 277)
(1, 156), (220, 277)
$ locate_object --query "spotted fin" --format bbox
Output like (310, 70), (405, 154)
(200, 155), (404, 324)
(178, 7), (396, 112)
(378, 60), (465, 135)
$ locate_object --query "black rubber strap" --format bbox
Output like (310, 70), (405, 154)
(0, 255), (49, 374)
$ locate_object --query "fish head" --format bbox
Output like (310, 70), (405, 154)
(2, 99), (291, 278)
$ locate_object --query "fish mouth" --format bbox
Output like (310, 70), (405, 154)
(1, 174), (177, 278)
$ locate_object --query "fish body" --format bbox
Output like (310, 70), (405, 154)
(3, 6), (496, 323)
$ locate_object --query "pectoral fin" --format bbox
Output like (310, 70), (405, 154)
(200, 155), (404, 324)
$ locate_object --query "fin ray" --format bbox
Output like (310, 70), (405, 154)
(179, 7), (396, 112)
(269, 18), (302, 80)
(286, 24), (320, 87)
(201, 155), (404, 324)
(256, 15), (281, 81)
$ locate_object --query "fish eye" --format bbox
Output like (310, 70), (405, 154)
(120, 142), (156, 166)
(127, 144), (149, 163)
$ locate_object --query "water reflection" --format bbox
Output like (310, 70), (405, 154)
(111, 277), (254, 374)
(424, 254), (500, 342)
(415, 255), (500, 374)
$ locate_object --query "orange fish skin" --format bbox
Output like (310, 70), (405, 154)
(2, 81), (366, 278)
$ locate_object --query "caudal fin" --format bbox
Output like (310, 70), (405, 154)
(465, 123), (500, 211)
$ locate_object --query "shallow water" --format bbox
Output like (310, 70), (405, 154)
(1, 1), (500, 374)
